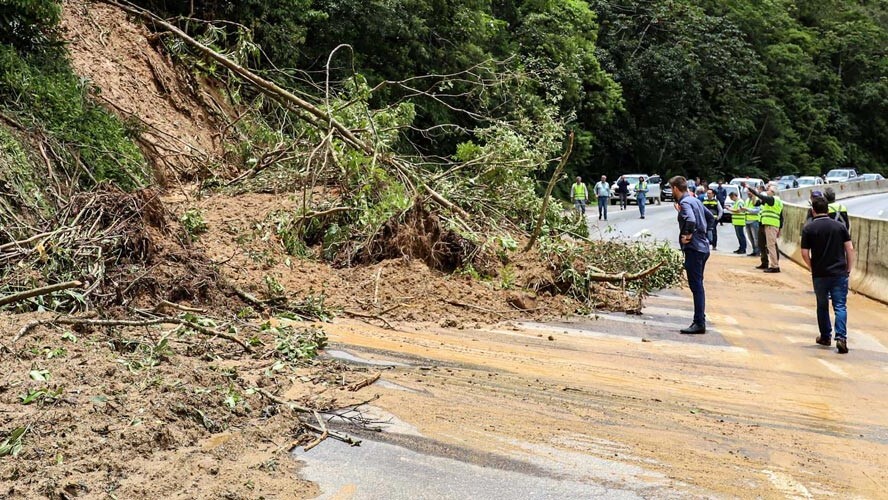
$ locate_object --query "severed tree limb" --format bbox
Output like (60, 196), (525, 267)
(0, 281), (83, 308)
(13, 315), (251, 351)
(302, 410), (329, 452)
(524, 131), (574, 253)
(586, 261), (666, 283)
(347, 373), (381, 392)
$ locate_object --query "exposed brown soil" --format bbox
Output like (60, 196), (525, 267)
(61, 0), (237, 185)
(0, 2), (649, 499)
(0, 312), (387, 499)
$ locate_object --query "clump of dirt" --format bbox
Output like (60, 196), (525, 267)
(351, 205), (485, 273)
(0, 313), (374, 499)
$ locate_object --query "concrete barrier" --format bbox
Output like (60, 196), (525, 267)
(777, 182), (888, 304)
(779, 179), (888, 204)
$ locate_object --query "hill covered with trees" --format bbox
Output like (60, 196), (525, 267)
(136, 0), (887, 182)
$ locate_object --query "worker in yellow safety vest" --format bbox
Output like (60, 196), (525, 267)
(740, 189), (762, 257)
(748, 183), (783, 273)
(824, 187), (850, 232)
(727, 191), (747, 254)
(571, 176), (589, 216)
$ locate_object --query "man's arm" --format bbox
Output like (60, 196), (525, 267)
(716, 202), (724, 219)
(749, 188), (776, 205)
(845, 241), (855, 274)
(679, 200), (696, 243)
(801, 248), (812, 271)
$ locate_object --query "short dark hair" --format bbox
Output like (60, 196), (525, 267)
(669, 176), (688, 192)
(812, 197), (829, 214)
(824, 186), (836, 203)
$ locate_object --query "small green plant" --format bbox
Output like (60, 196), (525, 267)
(263, 275), (286, 300)
(180, 208), (208, 242)
(499, 265), (516, 290)
(20, 387), (63, 405)
(0, 427), (28, 457)
(261, 322), (328, 363)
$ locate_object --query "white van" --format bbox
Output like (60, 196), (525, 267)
(729, 177), (765, 199)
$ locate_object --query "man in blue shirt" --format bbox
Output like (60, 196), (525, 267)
(670, 176), (714, 334)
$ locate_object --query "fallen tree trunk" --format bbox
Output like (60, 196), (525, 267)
(586, 261), (666, 283)
(524, 131), (574, 253)
(0, 281), (83, 308)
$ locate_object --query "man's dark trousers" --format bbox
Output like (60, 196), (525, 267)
(758, 223), (768, 267)
(734, 226), (747, 253)
(684, 248), (709, 325)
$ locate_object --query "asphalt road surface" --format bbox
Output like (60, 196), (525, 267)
(841, 192), (888, 219)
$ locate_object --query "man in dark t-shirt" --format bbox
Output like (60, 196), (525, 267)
(801, 197), (855, 354)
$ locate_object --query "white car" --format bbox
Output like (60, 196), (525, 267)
(825, 169), (858, 183)
(797, 176), (824, 187)
(860, 173), (885, 182)
(610, 174), (662, 205)
(729, 177), (765, 199)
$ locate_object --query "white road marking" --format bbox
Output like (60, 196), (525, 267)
(510, 323), (747, 353)
(647, 294), (692, 303)
(761, 470), (814, 499)
(817, 359), (850, 379)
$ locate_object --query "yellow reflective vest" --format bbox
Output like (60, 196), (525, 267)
(572, 182), (587, 200)
(730, 200), (747, 226)
(745, 198), (760, 223)
(760, 196), (783, 227)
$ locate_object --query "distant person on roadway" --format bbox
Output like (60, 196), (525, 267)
(727, 191), (747, 253)
(571, 176), (589, 216)
(616, 175), (630, 210)
(801, 196), (854, 354)
(715, 180), (728, 207)
(594, 175), (610, 221)
(703, 189), (723, 250)
(824, 187), (850, 231)
(670, 176), (714, 335)
(636, 176), (649, 219)
(748, 183), (784, 273)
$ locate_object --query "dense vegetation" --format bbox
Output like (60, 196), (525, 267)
(137, 0), (886, 184)
(0, 0), (146, 232)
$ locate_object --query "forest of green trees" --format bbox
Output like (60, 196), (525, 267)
(127, 0), (887, 183)
(4, 0), (887, 185)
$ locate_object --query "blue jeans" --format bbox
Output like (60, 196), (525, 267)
(574, 199), (586, 215)
(637, 194), (646, 216)
(745, 221), (760, 254)
(733, 225), (747, 252)
(684, 249), (709, 325)
(597, 197), (609, 219)
(813, 275), (849, 340)
(707, 226), (718, 248)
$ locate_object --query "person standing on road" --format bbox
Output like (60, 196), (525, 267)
(670, 176), (714, 335)
(703, 189), (723, 250)
(616, 175), (630, 210)
(801, 196), (855, 354)
(748, 183), (783, 273)
(715, 180), (728, 207)
(636, 176), (649, 219)
(594, 175), (610, 221)
(571, 176), (589, 216)
(741, 190), (762, 257)
(824, 187), (851, 232)
(727, 191), (747, 253)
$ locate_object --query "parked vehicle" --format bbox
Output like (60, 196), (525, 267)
(797, 176), (824, 187)
(729, 177), (765, 198)
(825, 168), (858, 183)
(860, 173), (885, 181)
(610, 174), (662, 205)
(774, 175), (799, 190)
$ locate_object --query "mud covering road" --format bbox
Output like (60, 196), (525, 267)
(301, 251), (888, 498)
